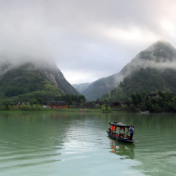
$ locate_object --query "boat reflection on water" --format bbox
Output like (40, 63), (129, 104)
(110, 141), (135, 159)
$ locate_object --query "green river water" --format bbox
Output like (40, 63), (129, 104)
(0, 112), (176, 176)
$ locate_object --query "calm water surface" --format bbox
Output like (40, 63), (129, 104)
(0, 112), (176, 176)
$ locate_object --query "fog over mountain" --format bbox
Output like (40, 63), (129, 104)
(0, 54), (80, 101)
(0, 55), (55, 76)
(82, 41), (176, 100)
(72, 83), (91, 93)
(1, 0), (176, 84)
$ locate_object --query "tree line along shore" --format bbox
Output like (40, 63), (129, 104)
(0, 91), (176, 113)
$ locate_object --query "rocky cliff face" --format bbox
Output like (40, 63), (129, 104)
(39, 65), (79, 95)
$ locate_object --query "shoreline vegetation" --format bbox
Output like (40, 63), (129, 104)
(0, 104), (130, 113)
(0, 108), (121, 113)
(0, 106), (175, 114)
(0, 108), (174, 114)
(1, 91), (176, 113)
(99, 91), (176, 113)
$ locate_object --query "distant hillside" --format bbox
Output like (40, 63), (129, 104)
(101, 41), (176, 101)
(72, 83), (90, 93)
(0, 61), (80, 102)
(81, 75), (119, 101)
(82, 41), (176, 101)
(103, 68), (176, 101)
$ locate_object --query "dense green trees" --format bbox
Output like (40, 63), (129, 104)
(0, 93), (85, 110)
(101, 104), (106, 112)
(101, 68), (176, 102)
(131, 91), (176, 112)
(107, 106), (112, 112)
(0, 62), (80, 102)
(5, 88), (25, 97)
(0, 69), (64, 102)
(54, 94), (86, 105)
(0, 99), (49, 111)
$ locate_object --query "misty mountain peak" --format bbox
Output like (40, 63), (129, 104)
(138, 40), (176, 62)
(76, 40), (176, 101)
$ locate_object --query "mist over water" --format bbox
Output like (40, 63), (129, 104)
(0, 112), (176, 176)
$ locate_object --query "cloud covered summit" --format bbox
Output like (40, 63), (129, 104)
(0, 0), (176, 83)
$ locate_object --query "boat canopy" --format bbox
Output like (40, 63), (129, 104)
(109, 122), (134, 128)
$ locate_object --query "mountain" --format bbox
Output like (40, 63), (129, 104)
(103, 67), (176, 101)
(81, 75), (120, 101)
(82, 41), (176, 101)
(72, 83), (90, 93)
(101, 41), (176, 101)
(0, 60), (80, 102)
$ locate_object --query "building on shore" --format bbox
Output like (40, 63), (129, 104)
(46, 101), (68, 109)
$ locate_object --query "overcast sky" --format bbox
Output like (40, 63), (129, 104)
(0, 0), (176, 84)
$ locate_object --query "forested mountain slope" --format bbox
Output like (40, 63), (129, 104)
(102, 68), (176, 101)
(81, 74), (120, 101)
(0, 61), (80, 102)
(101, 41), (176, 101)
(83, 41), (176, 101)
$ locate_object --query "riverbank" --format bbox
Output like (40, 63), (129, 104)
(0, 108), (125, 113)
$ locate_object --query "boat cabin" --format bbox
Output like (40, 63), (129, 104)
(107, 122), (135, 143)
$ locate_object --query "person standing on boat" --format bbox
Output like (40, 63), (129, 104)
(129, 125), (134, 140)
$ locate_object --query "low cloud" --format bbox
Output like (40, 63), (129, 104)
(0, 0), (176, 83)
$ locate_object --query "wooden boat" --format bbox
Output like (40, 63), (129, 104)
(107, 122), (135, 143)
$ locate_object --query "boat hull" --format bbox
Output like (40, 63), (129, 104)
(107, 131), (135, 143)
